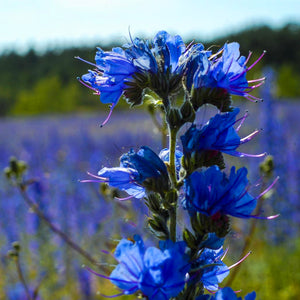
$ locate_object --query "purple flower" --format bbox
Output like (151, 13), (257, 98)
(184, 165), (267, 219)
(181, 108), (265, 158)
(88, 235), (190, 299)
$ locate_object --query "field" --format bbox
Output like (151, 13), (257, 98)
(1, 99), (300, 299)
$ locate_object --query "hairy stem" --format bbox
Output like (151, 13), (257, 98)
(168, 127), (178, 242)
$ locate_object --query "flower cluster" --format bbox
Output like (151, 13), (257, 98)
(79, 31), (277, 299)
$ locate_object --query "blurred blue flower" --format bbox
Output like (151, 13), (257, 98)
(91, 235), (190, 299)
(197, 287), (256, 300)
(184, 166), (257, 218)
(181, 108), (265, 158)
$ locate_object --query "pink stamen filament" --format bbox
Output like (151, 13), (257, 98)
(228, 251), (251, 270)
(235, 111), (248, 132)
(77, 78), (100, 94)
(240, 129), (261, 144)
(100, 104), (116, 127)
(115, 195), (134, 201)
(256, 176), (279, 200)
(75, 56), (100, 69)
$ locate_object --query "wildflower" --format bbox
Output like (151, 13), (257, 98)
(181, 108), (265, 158)
(77, 47), (139, 126)
(193, 42), (265, 102)
(184, 165), (277, 219)
(88, 235), (190, 299)
(78, 31), (187, 125)
(82, 146), (170, 199)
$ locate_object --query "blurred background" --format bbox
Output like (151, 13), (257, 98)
(0, 0), (300, 299)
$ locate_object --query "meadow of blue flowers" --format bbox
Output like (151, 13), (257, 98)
(1, 31), (300, 299)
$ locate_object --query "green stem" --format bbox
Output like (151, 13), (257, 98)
(168, 127), (178, 242)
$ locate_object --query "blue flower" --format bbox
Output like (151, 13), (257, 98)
(78, 31), (187, 124)
(184, 166), (257, 218)
(197, 287), (256, 300)
(77, 47), (139, 125)
(181, 108), (265, 158)
(192, 42), (265, 102)
(92, 235), (190, 299)
(83, 146), (170, 199)
(198, 247), (229, 291)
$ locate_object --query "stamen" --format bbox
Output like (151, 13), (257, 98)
(248, 77), (265, 83)
(100, 104), (116, 127)
(256, 176), (279, 200)
(240, 129), (261, 144)
(235, 111), (248, 132)
(246, 50), (266, 72)
(221, 248), (229, 261)
(228, 251), (251, 270)
(115, 195), (134, 201)
(77, 77), (99, 93)
(243, 51), (252, 66)
(75, 56), (100, 69)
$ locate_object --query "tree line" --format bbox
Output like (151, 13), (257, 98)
(0, 23), (299, 116)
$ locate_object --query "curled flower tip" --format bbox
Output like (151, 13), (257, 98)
(228, 251), (251, 270)
(101, 250), (110, 254)
(100, 104), (115, 127)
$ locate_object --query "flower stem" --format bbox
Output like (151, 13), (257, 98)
(17, 184), (103, 270)
(168, 126), (178, 242)
(14, 255), (32, 300)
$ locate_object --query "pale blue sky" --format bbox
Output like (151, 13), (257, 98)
(1, 0), (299, 53)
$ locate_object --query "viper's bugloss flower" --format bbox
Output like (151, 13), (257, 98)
(184, 165), (278, 219)
(82, 146), (170, 198)
(77, 31), (186, 124)
(197, 247), (229, 291)
(88, 235), (190, 299)
(181, 108), (265, 158)
(192, 42), (265, 102)
(77, 47), (139, 126)
(197, 287), (256, 300)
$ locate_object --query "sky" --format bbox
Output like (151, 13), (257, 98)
(1, 0), (300, 53)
